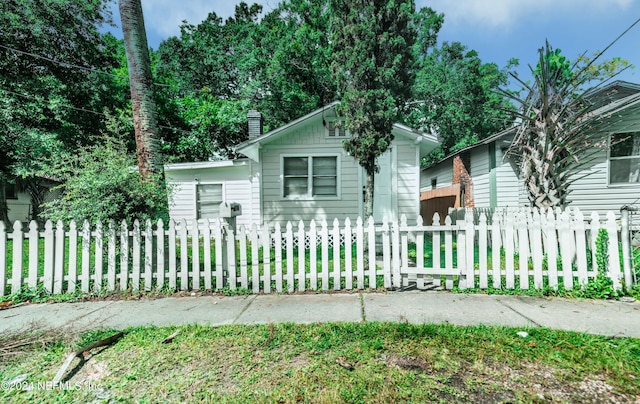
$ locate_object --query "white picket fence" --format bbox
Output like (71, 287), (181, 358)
(0, 208), (636, 297)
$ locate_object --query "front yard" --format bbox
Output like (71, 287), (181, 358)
(1, 322), (639, 403)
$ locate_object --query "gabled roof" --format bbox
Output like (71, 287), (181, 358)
(235, 102), (439, 161)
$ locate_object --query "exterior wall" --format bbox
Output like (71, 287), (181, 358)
(420, 159), (453, 191)
(7, 191), (31, 223)
(566, 150), (640, 215)
(166, 162), (256, 227)
(494, 146), (521, 207)
(260, 118), (362, 227)
(395, 138), (421, 221)
(470, 145), (490, 208)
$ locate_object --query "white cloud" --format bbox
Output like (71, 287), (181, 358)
(138, 0), (274, 40)
(421, 0), (633, 29)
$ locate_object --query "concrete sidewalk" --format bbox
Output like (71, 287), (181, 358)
(1, 292), (639, 338)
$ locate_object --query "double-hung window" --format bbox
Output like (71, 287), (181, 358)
(283, 155), (338, 198)
(609, 132), (640, 184)
(196, 183), (223, 219)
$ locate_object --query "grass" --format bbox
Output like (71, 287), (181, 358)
(1, 322), (638, 403)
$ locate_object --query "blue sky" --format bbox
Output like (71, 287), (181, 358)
(108, 0), (640, 84)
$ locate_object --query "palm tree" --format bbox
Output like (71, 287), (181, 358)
(501, 40), (629, 210)
(119, 0), (162, 181)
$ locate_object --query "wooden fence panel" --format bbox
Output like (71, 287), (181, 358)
(0, 209), (635, 296)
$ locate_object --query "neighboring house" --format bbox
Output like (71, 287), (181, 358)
(420, 81), (640, 218)
(2, 178), (61, 224)
(166, 102), (439, 227)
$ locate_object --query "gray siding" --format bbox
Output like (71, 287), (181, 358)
(260, 119), (362, 226)
(395, 139), (421, 221)
(7, 191), (31, 223)
(470, 145), (490, 208)
(567, 150), (640, 215)
(495, 147), (520, 207)
(166, 163), (255, 227)
(420, 159), (453, 191)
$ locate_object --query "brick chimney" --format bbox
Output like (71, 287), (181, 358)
(247, 110), (263, 139)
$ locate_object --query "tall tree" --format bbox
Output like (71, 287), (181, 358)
(331, 0), (416, 218)
(119, 0), (163, 179)
(409, 41), (514, 164)
(502, 41), (628, 209)
(0, 0), (120, 224)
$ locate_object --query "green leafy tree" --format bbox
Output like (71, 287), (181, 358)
(331, 0), (416, 218)
(0, 0), (122, 224)
(502, 41), (629, 209)
(409, 41), (514, 165)
(153, 1), (336, 162)
(41, 137), (169, 224)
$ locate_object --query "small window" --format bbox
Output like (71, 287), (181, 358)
(283, 156), (338, 198)
(5, 183), (17, 199)
(325, 120), (349, 138)
(431, 178), (437, 189)
(196, 184), (223, 219)
(609, 132), (640, 184)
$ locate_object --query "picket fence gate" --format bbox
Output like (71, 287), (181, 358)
(0, 208), (636, 297)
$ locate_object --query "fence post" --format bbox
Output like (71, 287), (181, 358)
(261, 224), (270, 293)
(132, 220), (141, 291)
(620, 208), (634, 291)
(356, 217), (365, 290)
(432, 213), (441, 288)
(67, 221), (77, 293)
(237, 224), (248, 290)
(274, 223), (283, 292)
(28, 221), (39, 289)
(43, 220), (54, 293)
(332, 218), (341, 290)
(168, 219), (177, 290)
(573, 209), (589, 287)
(491, 211), (502, 289)
(415, 216), (425, 289)
(368, 217), (376, 289)
(606, 211), (622, 291)
(191, 220), (200, 291)
(382, 221), (391, 289)
(309, 220), (318, 290)
(54, 221), (65, 294)
(344, 218), (353, 290)
(157, 219), (166, 290)
(465, 214), (475, 289)
(478, 214), (488, 289)
(321, 219), (329, 290)
(11, 221), (23, 294)
(81, 220), (90, 293)
(531, 210), (544, 289)
(456, 216), (467, 290)
(286, 222), (294, 292)
(178, 219), (188, 291)
(107, 221), (117, 291)
(120, 220), (129, 291)
(94, 221), (104, 291)
(296, 221), (305, 292)
(144, 219), (154, 291)
(391, 217), (401, 289)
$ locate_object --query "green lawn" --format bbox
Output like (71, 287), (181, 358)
(1, 323), (638, 403)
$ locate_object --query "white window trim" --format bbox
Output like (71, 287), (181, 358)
(324, 117), (350, 139)
(193, 181), (226, 219)
(607, 132), (640, 188)
(280, 153), (341, 201)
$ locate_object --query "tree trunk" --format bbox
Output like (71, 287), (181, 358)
(119, 0), (163, 181)
(364, 170), (374, 220)
(0, 179), (9, 227)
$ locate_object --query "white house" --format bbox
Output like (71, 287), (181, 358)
(420, 81), (640, 217)
(166, 102), (439, 227)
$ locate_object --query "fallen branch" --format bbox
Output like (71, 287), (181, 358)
(162, 330), (180, 344)
(52, 331), (124, 384)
